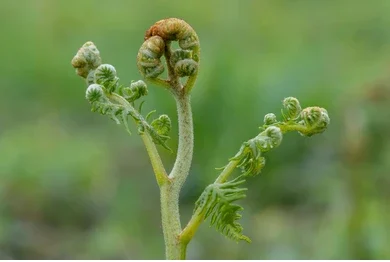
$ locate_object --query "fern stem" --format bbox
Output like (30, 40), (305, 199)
(161, 93), (193, 259)
(140, 133), (169, 186)
(108, 93), (169, 185)
(160, 181), (183, 259)
(278, 123), (308, 134)
(215, 160), (240, 183)
(169, 94), (194, 182)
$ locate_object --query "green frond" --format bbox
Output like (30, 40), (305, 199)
(282, 97), (302, 121)
(94, 64), (119, 93)
(95, 64), (116, 84)
(230, 126), (282, 177)
(151, 115), (171, 136)
(142, 122), (172, 152)
(194, 176), (251, 243)
(84, 83), (172, 150)
(263, 113), (277, 125)
(86, 84), (104, 102)
(119, 80), (149, 103)
(298, 107), (330, 136)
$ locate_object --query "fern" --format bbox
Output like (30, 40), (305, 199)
(72, 20), (330, 259)
(194, 176), (251, 243)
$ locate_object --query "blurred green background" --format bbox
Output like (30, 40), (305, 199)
(1, 0), (390, 259)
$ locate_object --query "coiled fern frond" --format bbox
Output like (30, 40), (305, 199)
(73, 42), (173, 151)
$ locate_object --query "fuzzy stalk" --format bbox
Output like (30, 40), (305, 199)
(107, 93), (169, 185)
(159, 93), (193, 259)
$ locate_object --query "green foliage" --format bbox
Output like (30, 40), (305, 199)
(228, 96), (331, 178)
(193, 97), (330, 246)
(299, 107), (330, 136)
(94, 64), (118, 92)
(194, 176), (250, 243)
(118, 80), (149, 103)
(73, 42), (172, 151)
(282, 97), (302, 120)
(151, 114), (172, 137)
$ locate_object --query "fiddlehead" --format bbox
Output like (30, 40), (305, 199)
(118, 80), (149, 103)
(144, 18), (200, 56)
(151, 114), (172, 137)
(71, 41), (102, 78)
(137, 18), (200, 93)
(137, 36), (166, 78)
(231, 126), (283, 177)
(299, 106), (330, 136)
(72, 42), (172, 151)
(282, 97), (302, 120)
(191, 97), (330, 242)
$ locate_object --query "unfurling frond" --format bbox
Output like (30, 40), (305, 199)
(299, 106), (330, 136)
(71, 41), (102, 78)
(151, 114), (171, 136)
(263, 113), (277, 125)
(230, 126), (283, 176)
(194, 176), (251, 243)
(282, 97), (302, 120)
(118, 80), (149, 103)
(87, 90), (132, 134)
(73, 41), (173, 151)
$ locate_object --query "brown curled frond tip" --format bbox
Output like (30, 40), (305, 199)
(144, 18), (200, 52)
(138, 18), (200, 92)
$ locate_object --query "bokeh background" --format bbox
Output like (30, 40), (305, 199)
(1, 0), (390, 259)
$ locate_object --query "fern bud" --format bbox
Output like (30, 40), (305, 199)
(263, 113), (277, 125)
(137, 36), (165, 78)
(71, 41), (102, 78)
(170, 49), (192, 67)
(144, 18), (200, 54)
(151, 114), (171, 136)
(94, 64), (117, 84)
(300, 107), (330, 136)
(283, 97), (302, 120)
(263, 126), (283, 148)
(129, 80), (148, 100)
(179, 34), (199, 51)
(86, 84), (104, 103)
(174, 59), (198, 77)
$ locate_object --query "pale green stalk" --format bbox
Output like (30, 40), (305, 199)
(159, 93), (194, 259)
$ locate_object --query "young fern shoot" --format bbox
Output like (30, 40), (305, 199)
(71, 18), (330, 260)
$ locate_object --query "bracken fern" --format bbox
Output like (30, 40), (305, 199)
(71, 18), (330, 260)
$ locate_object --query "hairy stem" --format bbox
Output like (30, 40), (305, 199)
(108, 93), (169, 185)
(169, 94), (194, 182)
(160, 180), (183, 259)
(111, 91), (194, 259)
(278, 123), (308, 134)
(161, 93), (194, 259)
(140, 133), (169, 186)
(215, 159), (240, 183)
